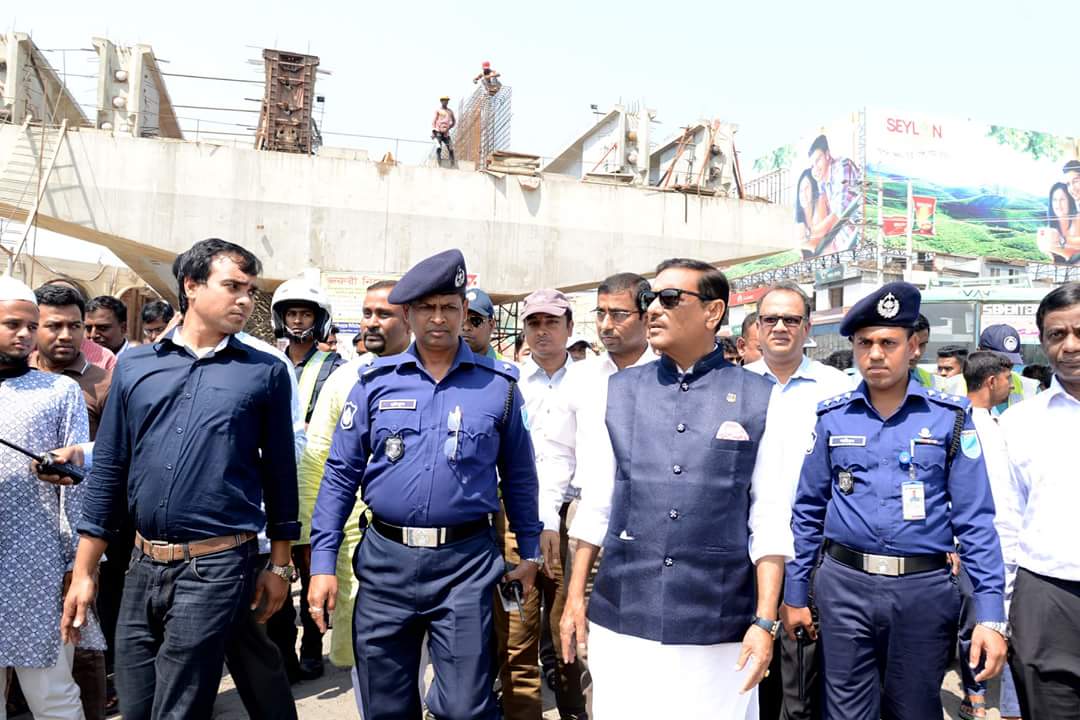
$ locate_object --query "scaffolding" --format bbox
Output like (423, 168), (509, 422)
(254, 49), (320, 154)
(452, 84), (512, 169)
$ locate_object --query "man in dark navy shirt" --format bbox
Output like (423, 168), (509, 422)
(63, 238), (300, 720)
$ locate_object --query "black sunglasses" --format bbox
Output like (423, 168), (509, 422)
(465, 315), (488, 328)
(759, 314), (805, 328)
(638, 288), (715, 312)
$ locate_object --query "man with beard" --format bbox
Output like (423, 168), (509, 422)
(0, 275), (95, 720)
(29, 283), (113, 720)
(297, 280), (410, 680)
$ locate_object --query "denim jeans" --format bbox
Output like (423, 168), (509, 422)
(115, 540), (260, 720)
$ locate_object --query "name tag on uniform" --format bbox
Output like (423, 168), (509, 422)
(379, 399), (417, 411)
(902, 481), (926, 521)
(829, 435), (866, 447)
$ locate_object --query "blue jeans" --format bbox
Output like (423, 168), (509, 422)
(115, 541), (260, 720)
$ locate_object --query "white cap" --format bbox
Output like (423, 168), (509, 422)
(566, 334), (590, 349)
(0, 275), (37, 305)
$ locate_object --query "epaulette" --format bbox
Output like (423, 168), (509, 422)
(817, 391), (855, 415)
(923, 387), (970, 409)
(359, 354), (399, 380)
(472, 353), (520, 381)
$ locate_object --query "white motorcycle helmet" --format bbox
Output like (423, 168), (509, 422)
(271, 278), (334, 343)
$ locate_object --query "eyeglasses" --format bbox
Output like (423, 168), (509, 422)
(638, 288), (715, 312)
(593, 308), (637, 322)
(465, 315), (488, 328)
(444, 406), (462, 462)
(759, 314), (805, 328)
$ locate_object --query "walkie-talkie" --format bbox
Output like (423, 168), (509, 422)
(0, 438), (86, 484)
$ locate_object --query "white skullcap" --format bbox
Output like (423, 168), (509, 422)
(0, 275), (38, 305)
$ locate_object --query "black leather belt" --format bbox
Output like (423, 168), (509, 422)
(825, 540), (948, 577)
(372, 517), (490, 548)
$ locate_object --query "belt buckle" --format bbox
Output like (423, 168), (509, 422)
(869, 554), (900, 576)
(405, 527), (439, 548)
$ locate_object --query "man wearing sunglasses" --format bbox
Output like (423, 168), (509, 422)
(309, 249), (541, 720)
(743, 281), (851, 720)
(561, 258), (793, 719)
(462, 287), (506, 360)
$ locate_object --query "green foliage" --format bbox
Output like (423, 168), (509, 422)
(751, 145), (796, 174)
(986, 126), (1074, 162)
(725, 250), (801, 279)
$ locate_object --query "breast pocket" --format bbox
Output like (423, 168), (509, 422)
(912, 443), (947, 478)
(371, 411), (421, 461)
(707, 438), (757, 483)
(830, 447), (870, 495)
(201, 386), (256, 433)
(454, 413), (500, 472)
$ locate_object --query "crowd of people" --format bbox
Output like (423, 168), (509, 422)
(1, 238), (1078, 720)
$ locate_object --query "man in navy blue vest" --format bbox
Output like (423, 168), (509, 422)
(560, 258), (795, 718)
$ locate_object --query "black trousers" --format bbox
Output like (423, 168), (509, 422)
(1009, 567), (1080, 719)
(224, 606), (299, 720)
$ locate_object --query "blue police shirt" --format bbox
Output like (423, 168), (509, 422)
(785, 377), (1006, 622)
(78, 331), (300, 543)
(310, 339), (541, 576)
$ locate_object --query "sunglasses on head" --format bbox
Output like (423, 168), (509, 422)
(638, 288), (715, 312)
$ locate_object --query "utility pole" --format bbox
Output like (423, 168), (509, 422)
(904, 179), (914, 282)
(877, 177), (885, 285)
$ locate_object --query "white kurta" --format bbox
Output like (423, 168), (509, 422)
(589, 623), (759, 719)
(0, 369), (104, 667)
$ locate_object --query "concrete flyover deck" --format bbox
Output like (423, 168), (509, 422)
(0, 123), (791, 300)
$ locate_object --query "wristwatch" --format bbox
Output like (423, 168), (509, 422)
(523, 556), (545, 567)
(978, 620), (1010, 639)
(266, 562), (297, 583)
(751, 615), (782, 638)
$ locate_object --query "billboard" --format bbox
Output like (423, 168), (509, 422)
(866, 108), (1080, 265)
(745, 109), (1080, 277)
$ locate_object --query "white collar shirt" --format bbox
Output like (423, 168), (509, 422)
(535, 348), (656, 531)
(969, 407), (1021, 604)
(518, 353), (575, 529)
(570, 355), (797, 564)
(999, 376), (1080, 583)
(744, 356), (855, 504)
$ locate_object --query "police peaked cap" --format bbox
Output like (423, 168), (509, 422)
(388, 249), (469, 305)
(839, 281), (922, 337)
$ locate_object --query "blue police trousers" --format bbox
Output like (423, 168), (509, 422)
(352, 525), (504, 720)
(815, 554), (960, 720)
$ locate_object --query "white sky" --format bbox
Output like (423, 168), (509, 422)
(8, 0), (1080, 264)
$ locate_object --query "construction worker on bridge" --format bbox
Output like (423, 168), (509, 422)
(432, 96), (456, 164)
(473, 61), (502, 95)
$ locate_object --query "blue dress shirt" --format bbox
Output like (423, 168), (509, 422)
(785, 377), (1005, 622)
(78, 330), (300, 543)
(311, 340), (541, 576)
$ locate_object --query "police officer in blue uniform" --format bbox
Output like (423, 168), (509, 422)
(780, 282), (1009, 719)
(307, 249), (543, 720)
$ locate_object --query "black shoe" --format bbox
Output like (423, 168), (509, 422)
(298, 656), (324, 681)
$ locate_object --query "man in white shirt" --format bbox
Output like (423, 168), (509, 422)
(745, 281), (850, 720)
(561, 258), (794, 719)
(962, 351), (1022, 720)
(495, 288), (582, 719)
(999, 281), (1080, 719)
(535, 273), (654, 715)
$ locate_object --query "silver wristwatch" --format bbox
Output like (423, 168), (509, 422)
(524, 556), (544, 567)
(266, 562), (297, 583)
(978, 620), (1010, 639)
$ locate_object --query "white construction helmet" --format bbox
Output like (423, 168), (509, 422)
(271, 278), (334, 343)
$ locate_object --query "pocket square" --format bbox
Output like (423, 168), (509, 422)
(715, 421), (750, 441)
